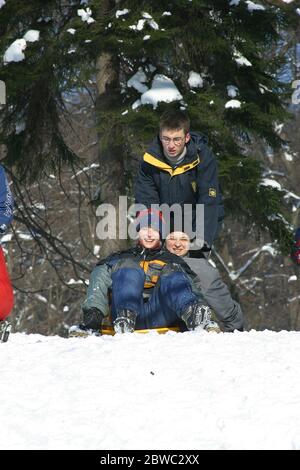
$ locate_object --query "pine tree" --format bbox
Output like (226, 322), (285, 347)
(0, 0), (86, 181)
(1, 0), (298, 252)
(92, 0), (297, 253)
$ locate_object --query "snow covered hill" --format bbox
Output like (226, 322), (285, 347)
(1, 330), (300, 450)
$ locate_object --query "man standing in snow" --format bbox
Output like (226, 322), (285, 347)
(70, 209), (219, 336)
(0, 164), (14, 342)
(165, 231), (244, 332)
(135, 109), (224, 254)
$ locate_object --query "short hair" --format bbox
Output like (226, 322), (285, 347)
(159, 110), (190, 134)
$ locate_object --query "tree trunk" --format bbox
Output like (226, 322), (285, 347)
(95, 2), (129, 257)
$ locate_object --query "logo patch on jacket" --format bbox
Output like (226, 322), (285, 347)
(209, 188), (217, 197)
(191, 181), (197, 193)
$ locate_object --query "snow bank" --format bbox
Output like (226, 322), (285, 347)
(1, 330), (300, 450)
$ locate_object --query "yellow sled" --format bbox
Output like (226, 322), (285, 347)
(68, 324), (181, 338)
(102, 326), (181, 336)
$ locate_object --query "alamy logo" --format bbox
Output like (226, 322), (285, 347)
(95, 197), (205, 250)
(0, 80), (6, 105)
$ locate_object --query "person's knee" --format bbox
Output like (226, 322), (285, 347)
(160, 271), (190, 294)
(112, 267), (145, 300)
(112, 267), (144, 283)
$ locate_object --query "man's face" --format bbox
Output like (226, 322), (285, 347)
(166, 231), (190, 256)
(160, 128), (190, 159)
(139, 227), (161, 249)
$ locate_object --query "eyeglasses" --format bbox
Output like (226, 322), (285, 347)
(161, 136), (185, 145)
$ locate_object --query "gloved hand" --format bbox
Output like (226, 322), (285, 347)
(0, 224), (7, 235)
(189, 243), (211, 259)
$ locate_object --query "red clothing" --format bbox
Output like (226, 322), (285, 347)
(0, 246), (14, 320)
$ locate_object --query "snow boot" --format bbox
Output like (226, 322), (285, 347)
(68, 324), (102, 338)
(0, 320), (11, 343)
(114, 309), (137, 334)
(181, 303), (221, 333)
(68, 307), (104, 338)
(82, 307), (104, 331)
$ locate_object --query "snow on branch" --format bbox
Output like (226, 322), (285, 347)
(213, 243), (277, 281)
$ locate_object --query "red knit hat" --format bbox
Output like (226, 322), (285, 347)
(136, 209), (166, 239)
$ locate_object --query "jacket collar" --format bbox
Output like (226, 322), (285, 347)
(133, 243), (163, 257)
(143, 131), (206, 175)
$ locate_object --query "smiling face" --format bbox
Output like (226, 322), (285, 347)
(160, 128), (190, 159)
(166, 231), (190, 257)
(138, 227), (161, 249)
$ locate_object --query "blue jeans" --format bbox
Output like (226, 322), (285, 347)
(111, 267), (198, 329)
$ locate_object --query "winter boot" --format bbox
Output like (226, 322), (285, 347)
(181, 303), (221, 333)
(114, 309), (137, 334)
(68, 307), (104, 338)
(82, 307), (104, 330)
(0, 320), (11, 343)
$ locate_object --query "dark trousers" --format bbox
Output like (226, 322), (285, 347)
(111, 267), (198, 329)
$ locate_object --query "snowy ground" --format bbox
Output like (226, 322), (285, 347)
(1, 330), (300, 450)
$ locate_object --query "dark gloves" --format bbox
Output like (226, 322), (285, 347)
(0, 224), (7, 235)
(188, 238), (211, 259)
(188, 245), (211, 259)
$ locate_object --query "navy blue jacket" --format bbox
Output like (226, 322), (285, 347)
(0, 165), (14, 232)
(135, 132), (224, 246)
